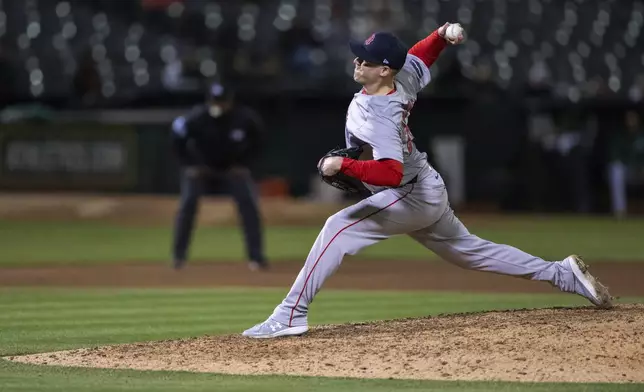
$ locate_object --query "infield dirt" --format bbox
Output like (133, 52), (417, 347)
(9, 304), (644, 383)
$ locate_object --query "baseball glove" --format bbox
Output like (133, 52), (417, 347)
(318, 146), (369, 194)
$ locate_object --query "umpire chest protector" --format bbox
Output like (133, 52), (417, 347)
(187, 105), (260, 168)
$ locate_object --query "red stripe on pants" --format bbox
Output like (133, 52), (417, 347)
(288, 187), (413, 326)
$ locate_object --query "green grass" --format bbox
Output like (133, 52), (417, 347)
(0, 287), (642, 391)
(0, 288), (615, 356)
(0, 216), (643, 266)
(1, 361), (641, 392)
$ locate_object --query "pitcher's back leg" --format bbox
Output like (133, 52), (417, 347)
(408, 207), (612, 307)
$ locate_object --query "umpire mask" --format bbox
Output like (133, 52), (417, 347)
(209, 104), (224, 118)
(206, 82), (234, 118)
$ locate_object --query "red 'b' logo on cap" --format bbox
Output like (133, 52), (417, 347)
(365, 33), (376, 45)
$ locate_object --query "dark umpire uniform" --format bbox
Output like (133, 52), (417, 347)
(170, 82), (267, 271)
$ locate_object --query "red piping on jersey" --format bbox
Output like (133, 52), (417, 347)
(341, 158), (403, 187)
(361, 88), (396, 95)
(408, 30), (447, 68)
(288, 185), (414, 327)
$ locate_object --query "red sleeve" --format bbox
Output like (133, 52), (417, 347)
(408, 30), (447, 68)
(340, 158), (403, 187)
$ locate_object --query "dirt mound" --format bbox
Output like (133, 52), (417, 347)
(8, 304), (644, 383)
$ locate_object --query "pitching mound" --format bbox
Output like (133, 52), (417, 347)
(8, 304), (644, 383)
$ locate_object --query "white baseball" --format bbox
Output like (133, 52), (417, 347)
(445, 23), (464, 43)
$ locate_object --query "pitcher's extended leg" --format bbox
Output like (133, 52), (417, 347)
(409, 207), (568, 282)
(408, 206), (612, 307)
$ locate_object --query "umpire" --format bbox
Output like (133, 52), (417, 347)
(170, 81), (267, 271)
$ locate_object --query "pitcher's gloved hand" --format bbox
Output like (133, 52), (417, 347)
(317, 146), (368, 194)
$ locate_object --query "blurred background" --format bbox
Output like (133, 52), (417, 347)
(0, 0), (643, 216)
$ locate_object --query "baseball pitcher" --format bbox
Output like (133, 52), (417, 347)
(243, 22), (613, 338)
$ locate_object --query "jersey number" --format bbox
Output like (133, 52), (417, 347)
(401, 101), (415, 153)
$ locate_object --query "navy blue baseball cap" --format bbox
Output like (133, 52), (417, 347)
(206, 81), (234, 101)
(349, 32), (407, 70)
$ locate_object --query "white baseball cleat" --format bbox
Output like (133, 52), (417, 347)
(563, 255), (613, 309)
(242, 318), (308, 339)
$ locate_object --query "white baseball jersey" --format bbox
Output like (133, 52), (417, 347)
(345, 53), (432, 193)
